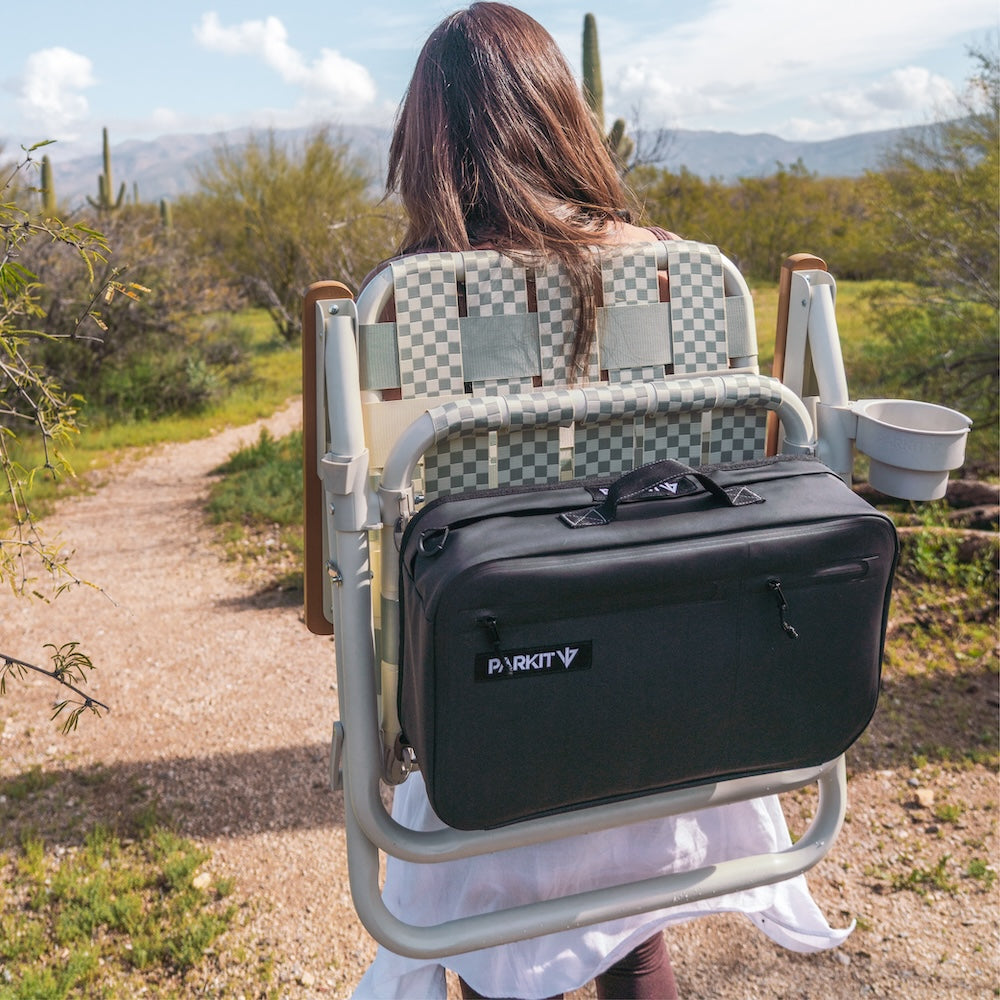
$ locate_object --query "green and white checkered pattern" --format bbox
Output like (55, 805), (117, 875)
(601, 244), (660, 305)
(572, 382), (645, 477)
(497, 428), (563, 485)
(423, 436), (492, 494)
(667, 241), (728, 374)
(495, 385), (574, 486)
(706, 409), (770, 463)
(573, 420), (637, 478)
(601, 243), (666, 383)
(535, 261), (598, 385)
(425, 377), (783, 437)
(391, 254), (465, 397)
(464, 250), (529, 316)
(421, 392), (503, 496)
(641, 414), (704, 467)
(387, 247), (773, 496)
(703, 372), (773, 463)
(464, 251), (536, 396)
(642, 373), (711, 466)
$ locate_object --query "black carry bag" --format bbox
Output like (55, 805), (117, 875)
(398, 456), (898, 830)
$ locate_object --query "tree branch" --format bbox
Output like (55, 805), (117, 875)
(1, 644), (109, 733)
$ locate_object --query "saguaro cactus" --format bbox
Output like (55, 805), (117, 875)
(582, 13), (604, 132)
(581, 13), (634, 171)
(607, 117), (634, 168)
(87, 127), (126, 213)
(40, 154), (57, 215)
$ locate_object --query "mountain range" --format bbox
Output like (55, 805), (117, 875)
(26, 121), (926, 210)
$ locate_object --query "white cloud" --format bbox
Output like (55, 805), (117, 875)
(854, 67), (957, 114)
(17, 47), (95, 133)
(616, 61), (737, 127)
(596, 0), (996, 135)
(614, 0), (996, 86)
(782, 67), (961, 139)
(194, 12), (377, 107)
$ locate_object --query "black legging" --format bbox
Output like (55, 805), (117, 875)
(459, 931), (679, 999)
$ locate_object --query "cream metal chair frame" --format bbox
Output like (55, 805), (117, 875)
(301, 244), (961, 959)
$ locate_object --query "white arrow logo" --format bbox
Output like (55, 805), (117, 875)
(556, 646), (579, 668)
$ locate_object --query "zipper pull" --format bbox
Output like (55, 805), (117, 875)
(477, 615), (503, 650)
(767, 579), (800, 639)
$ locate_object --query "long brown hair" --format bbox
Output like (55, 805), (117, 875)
(387, 2), (635, 374)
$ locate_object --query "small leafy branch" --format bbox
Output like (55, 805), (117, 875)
(2, 142), (143, 586)
(0, 643), (109, 733)
(2, 140), (140, 726)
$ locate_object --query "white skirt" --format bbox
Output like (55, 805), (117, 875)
(353, 774), (852, 999)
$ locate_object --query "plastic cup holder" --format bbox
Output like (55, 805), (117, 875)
(852, 399), (972, 501)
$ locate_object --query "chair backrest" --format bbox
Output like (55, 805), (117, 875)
(355, 241), (765, 499)
(303, 240), (803, 636)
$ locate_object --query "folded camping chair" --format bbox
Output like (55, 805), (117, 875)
(301, 241), (966, 959)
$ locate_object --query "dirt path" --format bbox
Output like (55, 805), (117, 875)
(2, 401), (372, 995)
(2, 403), (996, 998)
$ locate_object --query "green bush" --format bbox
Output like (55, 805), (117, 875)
(207, 429), (303, 528)
(897, 502), (999, 597)
(206, 429), (304, 586)
(0, 815), (236, 998)
(848, 290), (998, 474)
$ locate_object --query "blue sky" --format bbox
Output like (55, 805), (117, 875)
(4, 0), (997, 161)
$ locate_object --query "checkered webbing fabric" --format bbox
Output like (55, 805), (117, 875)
(572, 384), (642, 478)
(422, 375), (782, 489)
(423, 435), (493, 494)
(637, 376), (708, 467)
(704, 373), (775, 463)
(392, 246), (770, 496)
(705, 409), (770, 463)
(428, 391), (574, 440)
(640, 412), (704, 467)
(535, 260), (598, 386)
(391, 254), (464, 397)
(390, 254), (470, 496)
(595, 242), (695, 465)
(667, 241), (728, 374)
(423, 394), (506, 495)
(424, 376), (783, 440)
(600, 243), (665, 383)
(464, 251), (535, 396)
(495, 427), (559, 485)
(463, 252), (561, 486)
(660, 241), (767, 463)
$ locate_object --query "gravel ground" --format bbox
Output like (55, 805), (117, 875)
(1, 400), (997, 999)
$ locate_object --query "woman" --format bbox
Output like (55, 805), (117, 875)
(370, 0), (675, 362)
(354, 6), (851, 998)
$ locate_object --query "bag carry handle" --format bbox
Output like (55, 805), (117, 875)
(561, 459), (763, 528)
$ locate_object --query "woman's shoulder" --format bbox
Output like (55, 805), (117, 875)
(643, 224), (682, 241)
(602, 221), (681, 245)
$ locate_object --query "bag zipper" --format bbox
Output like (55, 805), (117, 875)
(767, 578), (800, 639)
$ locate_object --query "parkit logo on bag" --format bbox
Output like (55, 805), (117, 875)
(588, 476), (700, 502)
(474, 641), (593, 682)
